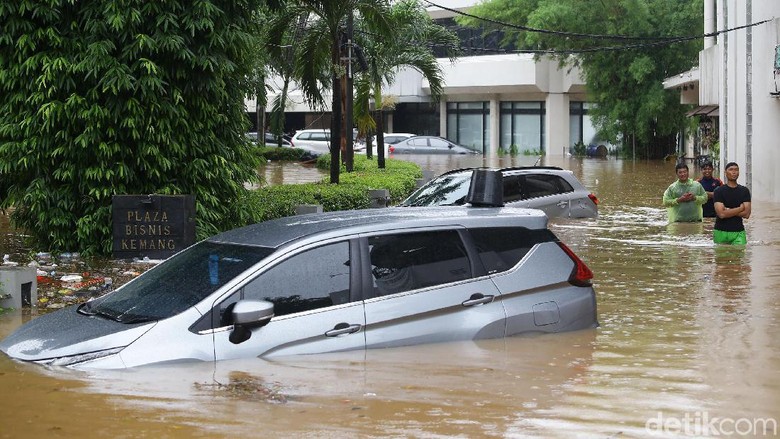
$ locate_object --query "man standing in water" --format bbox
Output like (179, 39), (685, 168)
(662, 163), (707, 222)
(696, 162), (723, 218)
(713, 162), (751, 244)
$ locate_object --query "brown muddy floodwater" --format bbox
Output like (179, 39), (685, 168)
(2, 156), (780, 438)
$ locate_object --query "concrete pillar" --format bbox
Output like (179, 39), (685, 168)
(545, 93), (569, 157)
(704, 0), (716, 48)
(439, 100), (447, 137)
(0, 266), (37, 309)
(489, 98), (500, 155)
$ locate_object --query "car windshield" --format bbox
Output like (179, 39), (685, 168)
(400, 172), (473, 206)
(79, 241), (274, 323)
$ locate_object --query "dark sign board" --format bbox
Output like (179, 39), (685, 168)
(112, 195), (196, 259)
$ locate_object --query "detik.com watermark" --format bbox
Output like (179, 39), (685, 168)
(646, 411), (778, 436)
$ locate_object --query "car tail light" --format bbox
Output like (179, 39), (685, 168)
(588, 193), (599, 205)
(557, 242), (593, 287)
(389, 145), (395, 153)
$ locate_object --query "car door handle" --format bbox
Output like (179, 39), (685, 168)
(325, 322), (362, 337)
(556, 201), (568, 208)
(462, 293), (494, 307)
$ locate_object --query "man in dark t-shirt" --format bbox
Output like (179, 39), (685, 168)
(713, 162), (751, 245)
(697, 162), (723, 218)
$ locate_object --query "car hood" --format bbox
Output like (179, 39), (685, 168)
(0, 305), (155, 362)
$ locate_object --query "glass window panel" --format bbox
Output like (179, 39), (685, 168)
(469, 227), (554, 275)
(513, 113), (541, 152)
(243, 242), (351, 317)
(369, 230), (471, 296)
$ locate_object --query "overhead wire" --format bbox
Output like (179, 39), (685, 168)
(422, 0), (773, 54)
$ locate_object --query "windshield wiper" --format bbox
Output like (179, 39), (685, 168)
(77, 303), (123, 322)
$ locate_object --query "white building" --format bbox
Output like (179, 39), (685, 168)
(665, 0), (780, 202)
(247, 0), (605, 157)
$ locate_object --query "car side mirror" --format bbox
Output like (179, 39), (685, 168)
(228, 300), (274, 344)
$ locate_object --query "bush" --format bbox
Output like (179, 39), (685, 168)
(241, 154), (422, 224)
(0, 0), (263, 255)
(257, 146), (313, 162)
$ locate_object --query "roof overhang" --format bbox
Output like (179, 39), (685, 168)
(685, 105), (719, 117)
(663, 68), (700, 89)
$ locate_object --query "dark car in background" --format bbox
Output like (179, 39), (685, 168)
(245, 132), (293, 147)
(400, 167), (599, 219)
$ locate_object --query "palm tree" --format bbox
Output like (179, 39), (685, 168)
(266, 0), (394, 183)
(354, 0), (460, 168)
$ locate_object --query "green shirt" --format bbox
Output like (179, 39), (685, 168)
(662, 179), (707, 222)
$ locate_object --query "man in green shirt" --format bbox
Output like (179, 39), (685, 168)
(662, 163), (707, 222)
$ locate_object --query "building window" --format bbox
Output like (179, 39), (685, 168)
(447, 102), (489, 153)
(499, 102), (545, 154)
(569, 102), (599, 149)
(392, 103), (439, 136)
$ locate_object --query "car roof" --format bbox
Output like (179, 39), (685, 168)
(208, 206), (548, 249)
(439, 166), (567, 176)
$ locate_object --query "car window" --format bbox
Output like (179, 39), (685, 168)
(502, 175), (523, 203)
(410, 137), (427, 147)
(469, 227), (556, 274)
(521, 174), (574, 199)
(312, 133), (329, 141)
(429, 138), (448, 148)
(368, 230), (471, 297)
(242, 241), (351, 317)
(87, 242), (273, 325)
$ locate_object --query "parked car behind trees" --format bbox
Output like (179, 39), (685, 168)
(400, 167), (599, 219)
(389, 136), (480, 155)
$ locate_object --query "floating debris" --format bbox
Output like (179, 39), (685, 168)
(194, 372), (289, 404)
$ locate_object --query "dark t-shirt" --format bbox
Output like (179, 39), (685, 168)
(697, 176), (723, 218)
(713, 184), (751, 232)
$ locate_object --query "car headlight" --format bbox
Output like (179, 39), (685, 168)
(34, 346), (125, 367)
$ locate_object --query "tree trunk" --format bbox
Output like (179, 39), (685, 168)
(330, 39), (341, 184)
(376, 108), (386, 169)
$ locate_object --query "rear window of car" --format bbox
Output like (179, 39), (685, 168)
(368, 230), (472, 296)
(385, 135), (407, 144)
(469, 227), (556, 274)
(521, 174), (574, 199)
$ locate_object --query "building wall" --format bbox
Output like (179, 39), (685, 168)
(719, 1), (780, 201)
(388, 54), (587, 156)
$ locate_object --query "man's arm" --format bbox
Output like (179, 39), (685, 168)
(662, 185), (678, 207)
(714, 201), (745, 219)
(739, 201), (751, 219)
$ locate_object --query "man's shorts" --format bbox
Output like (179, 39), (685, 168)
(713, 229), (747, 245)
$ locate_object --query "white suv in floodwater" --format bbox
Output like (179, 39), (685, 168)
(0, 175), (598, 368)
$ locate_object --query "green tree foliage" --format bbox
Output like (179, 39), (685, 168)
(0, 0), (263, 255)
(353, 0), (460, 168)
(264, 0), (395, 183)
(460, 0), (703, 158)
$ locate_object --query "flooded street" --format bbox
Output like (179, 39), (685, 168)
(2, 157), (780, 438)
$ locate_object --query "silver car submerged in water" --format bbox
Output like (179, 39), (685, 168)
(0, 205), (598, 369)
(400, 166), (599, 219)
